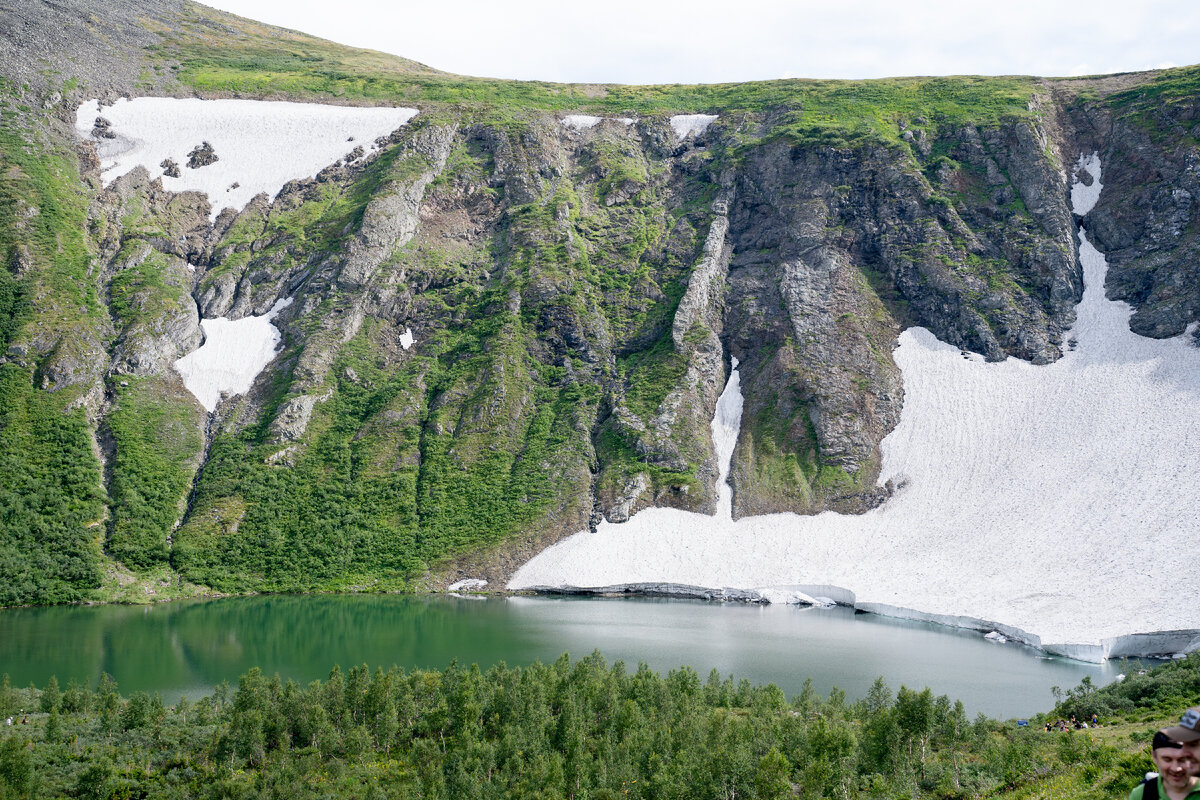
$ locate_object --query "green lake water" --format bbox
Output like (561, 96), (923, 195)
(0, 594), (1135, 718)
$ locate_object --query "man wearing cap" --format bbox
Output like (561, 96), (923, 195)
(1129, 729), (1200, 800)
(1167, 707), (1200, 776)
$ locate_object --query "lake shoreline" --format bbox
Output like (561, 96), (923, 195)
(0, 593), (1139, 718)
(15, 580), (1194, 665)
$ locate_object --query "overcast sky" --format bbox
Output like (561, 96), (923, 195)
(202, 0), (1200, 85)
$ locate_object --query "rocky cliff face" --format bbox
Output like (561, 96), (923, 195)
(1062, 77), (1200, 340)
(724, 112), (1082, 517)
(1, 0), (1197, 604)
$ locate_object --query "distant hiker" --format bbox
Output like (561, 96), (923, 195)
(1127, 730), (1200, 800)
(1091, 713), (1100, 727)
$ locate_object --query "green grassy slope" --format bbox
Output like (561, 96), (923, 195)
(0, 86), (108, 606)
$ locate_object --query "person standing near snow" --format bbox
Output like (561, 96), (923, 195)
(1128, 730), (1200, 800)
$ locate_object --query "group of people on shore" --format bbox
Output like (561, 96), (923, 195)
(1132, 707), (1200, 800)
(1044, 713), (1101, 732)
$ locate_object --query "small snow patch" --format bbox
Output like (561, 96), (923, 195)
(448, 578), (488, 591)
(710, 357), (743, 519)
(174, 298), (293, 412)
(670, 114), (717, 138)
(1071, 152), (1102, 216)
(562, 115), (602, 130)
(399, 327), (415, 350)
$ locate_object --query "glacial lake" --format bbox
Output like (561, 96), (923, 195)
(0, 594), (1138, 718)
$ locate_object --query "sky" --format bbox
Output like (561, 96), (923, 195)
(201, 0), (1200, 86)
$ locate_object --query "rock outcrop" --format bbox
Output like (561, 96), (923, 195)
(1069, 86), (1200, 338)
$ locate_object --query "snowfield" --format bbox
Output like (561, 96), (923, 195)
(75, 98), (418, 220)
(174, 298), (292, 412)
(510, 154), (1200, 661)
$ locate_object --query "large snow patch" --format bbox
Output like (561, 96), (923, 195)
(510, 154), (1200, 659)
(174, 298), (292, 412)
(76, 98), (418, 221)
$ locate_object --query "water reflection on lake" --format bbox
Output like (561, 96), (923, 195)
(0, 594), (1137, 717)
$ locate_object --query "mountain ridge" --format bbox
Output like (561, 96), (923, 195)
(0, 0), (1197, 614)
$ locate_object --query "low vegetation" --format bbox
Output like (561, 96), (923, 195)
(0, 365), (105, 607)
(104, 376), (203, 571)
(0, 98), (109, 607)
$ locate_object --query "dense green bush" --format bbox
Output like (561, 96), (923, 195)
(0, 268), (29, 353)
(0, 365), (104, 606)
(1050, 652), (1200, 721)
(105, 378), (202, 570)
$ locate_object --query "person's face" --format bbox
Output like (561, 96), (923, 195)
(1179, 740), (1200, 776)
(1154, 747), (1197, 790)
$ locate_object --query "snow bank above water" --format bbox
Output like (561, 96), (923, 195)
(511, 155), (1200, 660)
(174, 299), (292, 412)
(75, 98), (418, 221)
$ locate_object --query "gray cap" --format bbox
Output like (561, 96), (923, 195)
(1162, 707), (1200, 744)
